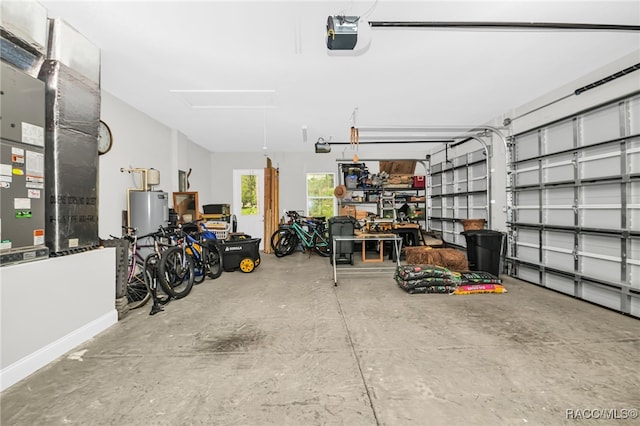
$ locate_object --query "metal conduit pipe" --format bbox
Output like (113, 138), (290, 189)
(368, 21), (640, 32)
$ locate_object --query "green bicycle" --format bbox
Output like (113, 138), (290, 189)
(271, 211), (331, 257)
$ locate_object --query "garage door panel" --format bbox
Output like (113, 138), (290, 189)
(630, 181), (640, 232)
(581, 234), (620, 257)
(544, 188), (574, 226)
(518, 229), (539, 245)
(430, 219), (443, 233)
(468, 166), (487, 192)
(515, 190), (538, 205)
(452, 231), (466, 246)
(469, 207), (487, 219)
(517, 244), (539, 263)
(443, 220), (454, 236)
(544, 231), (573, 249)
(515, 191), (539, 224)
(581, 103), (620, 146)
(515, 265), (541, 284)
(543, 230), (574, 271)
(580, 257), (620, 284)
(545, 187), (573, 204)
(631, 296), (640, 318)
(514, 229), (539, 262)
(582, 281), (622, 311)
(457, 196), (468, 209)
(544, 208), (574, 226)
(514, 132), (539, 160)
(443, 170), (455, 194)
(469, 193), (487, 209)
(544, 272), (575, 296)
(455, 168), (468, 193)
(517, 208), (539, 223)
(543, 154), (574, 183)
(544, 249), (574, 270)
(514, 160), (540, 186)
(579, 233), (621, 284)
(510, 94), (635, 316)
(443, 202), (454, 218)
(579, 144), (621, 180)
(543, 122), (574, 155)
(580, 184), (621, 229)
(630, 96), (640, 135)
(630, 138), (640, 174)
(630, 238), (640, 290)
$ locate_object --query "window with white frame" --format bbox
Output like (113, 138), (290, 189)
(306, 173), (336, 218)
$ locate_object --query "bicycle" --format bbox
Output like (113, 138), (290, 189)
(165, 221), (223, 285)
(155, 223), (202, 299)
(121, 226), (175, 309)
(270, 211), (331, 257)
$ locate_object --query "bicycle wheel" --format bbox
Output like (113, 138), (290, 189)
(205, 241), (223, 279)
(276, 230), (298, 257)
(193, 264), (206, 284)
(270, 229), (285, 253)
(158, 245), (195, 299)
(185, 243), (207, 285)
(127, 260), (151, 309)
(271, 229), (298, 257)
(312, 229), (331, 257)
(143, 252), (160, 290)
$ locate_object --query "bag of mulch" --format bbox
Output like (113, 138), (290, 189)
(460, 271), (502, 284)
(395, 275), (458, 288)
(395, 264), (460, 281)
(406, 285), (457, 294)
(452, 284), (507, 295)
(395, 265), (461, 293)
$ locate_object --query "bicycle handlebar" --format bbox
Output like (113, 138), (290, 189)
(285, 210), (325, 224)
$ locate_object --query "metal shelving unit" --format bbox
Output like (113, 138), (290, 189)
(336, 160), (428, 230)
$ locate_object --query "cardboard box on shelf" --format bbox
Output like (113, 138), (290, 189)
(356, 210), (368, 220)
(380, 161), (416, 187)
(340, 205), (357, 217)
(379, 160), (416, 175)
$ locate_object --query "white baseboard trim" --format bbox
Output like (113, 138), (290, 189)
(0, 309), (118, 392)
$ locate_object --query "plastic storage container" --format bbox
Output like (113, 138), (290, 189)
(462, 230), (505, 277)
(329, 216), (356, 265)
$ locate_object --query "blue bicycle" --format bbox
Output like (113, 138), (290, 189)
(160, 222), (222, 289)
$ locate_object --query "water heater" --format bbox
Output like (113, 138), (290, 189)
(129, 190), (168, 236)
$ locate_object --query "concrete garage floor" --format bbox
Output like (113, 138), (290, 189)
(2, 253), (639, 426)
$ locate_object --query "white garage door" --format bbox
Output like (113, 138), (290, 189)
(509, 94), (640, 317)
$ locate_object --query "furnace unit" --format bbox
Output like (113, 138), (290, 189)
(0, 62), (49, 265)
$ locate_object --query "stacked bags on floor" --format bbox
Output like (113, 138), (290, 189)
(395, 265), (507, 294)
(394, 264), (462, 294)
(454, 271), (507, 294)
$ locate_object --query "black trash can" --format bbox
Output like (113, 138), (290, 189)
(462, 230), (505, 277)
(328, 216), (356, 265)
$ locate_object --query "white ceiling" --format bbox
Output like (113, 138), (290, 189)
(38, 0), (640, 153)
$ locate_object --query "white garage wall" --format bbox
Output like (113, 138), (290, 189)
(98, 91), (214, 239)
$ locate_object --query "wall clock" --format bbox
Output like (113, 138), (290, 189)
(98, 120), (113, 155)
